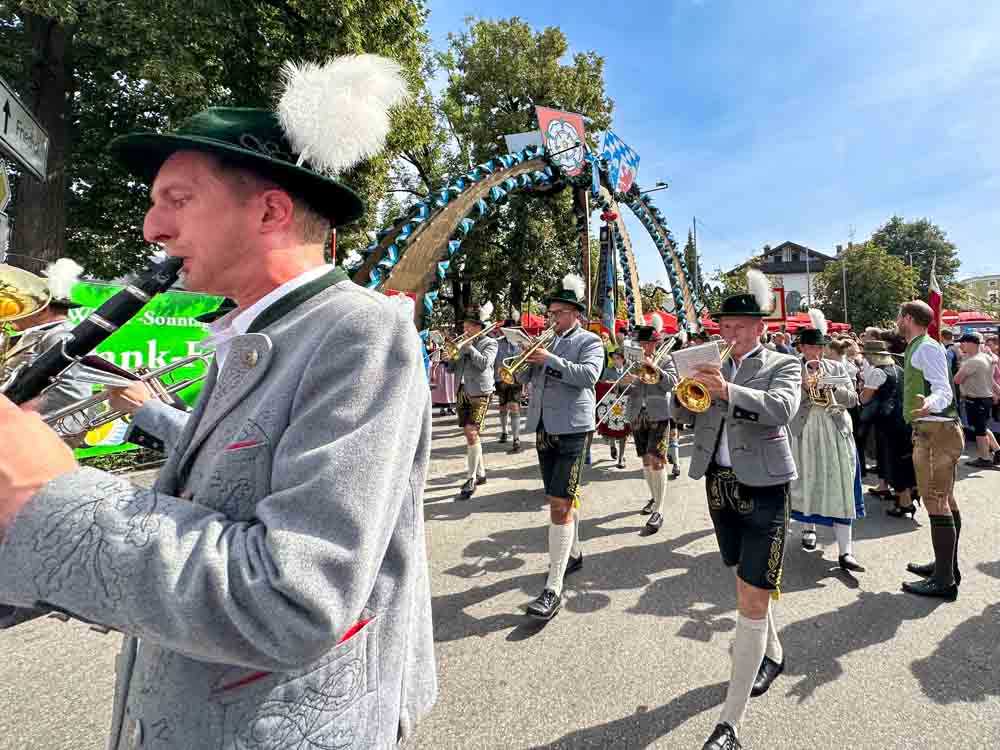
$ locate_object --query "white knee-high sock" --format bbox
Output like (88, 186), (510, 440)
(765, 607), (783, 664)
(500, 410), (508, 433)
(650, 468), (667, 514)
(643, 466), (654, 496)
(477, 444), (486, 477)
(571, 509), (583, 558)
(466, 442), (481, 480)
(719, 614), (769, 733)
(546, 520), (575, 596)
(511, 412), (521, 440)
(834, 523), (853, 556)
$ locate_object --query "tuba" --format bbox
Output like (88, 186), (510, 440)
(674, 342), (735, 413)
(499, 325), (557, 385)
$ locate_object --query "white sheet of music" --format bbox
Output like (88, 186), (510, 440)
(670, 341), (724, 379)
(500, 327), (532, 348)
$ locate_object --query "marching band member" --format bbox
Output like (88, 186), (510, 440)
(3, 259), (92, 444)
(789, 309), (865, 573)
(494, 311), (524, 453)
(672, 270), (801, 750)
(518, 274), (604, 620)
(599, 348), (630, 467)
(624, 314), (678, 533)
(0, 56), (437, 748)
(449, 302), (498, 499)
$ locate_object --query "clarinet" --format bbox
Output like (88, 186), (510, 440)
(4, 256), (183, 405)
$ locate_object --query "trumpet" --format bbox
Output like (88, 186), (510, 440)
(43, 354), (211, 441)
(499, 325), (557, 385)
(804, 359), (854, 408)
(674, 343), (735, 413)
(442, 321), (500, 361)
(636, 337), (679, 385)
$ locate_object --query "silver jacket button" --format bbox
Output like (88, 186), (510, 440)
(127, 716), (143, 748)
(243, 349), (259, 368)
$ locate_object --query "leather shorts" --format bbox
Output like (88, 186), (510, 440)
(632, 411), (669, 459)
(706, 464), (789, 592)
(456, 386), (491, 431)
(536, 425), (588, 504)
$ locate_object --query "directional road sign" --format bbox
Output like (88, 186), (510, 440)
(0, 76), (48, 181)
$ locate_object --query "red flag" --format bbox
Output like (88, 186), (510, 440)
(928, 259), (942, 340)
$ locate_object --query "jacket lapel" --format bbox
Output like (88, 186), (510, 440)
(733, 350), (764, 385)
(177, 333), (274, 474)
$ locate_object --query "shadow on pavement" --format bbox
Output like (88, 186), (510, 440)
(529, 681), (728, 749)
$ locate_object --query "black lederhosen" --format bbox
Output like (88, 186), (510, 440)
(964, 396), (992, 437)
(705, 464), (789, 592)
(633, 409), (670, 460)
(495, 381), (524, 407)
(456, 386), (491, 431)
(536, 421), (588, 503)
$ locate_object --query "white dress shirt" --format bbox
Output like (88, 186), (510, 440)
(203, 264), (334, 369)
(909, 337), (954, 422)
(714, 344), (762, 467)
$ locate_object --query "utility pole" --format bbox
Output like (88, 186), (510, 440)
(805, 246), (812, 307)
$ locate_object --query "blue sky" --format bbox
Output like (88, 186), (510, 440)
(425, 1), (1000, 286)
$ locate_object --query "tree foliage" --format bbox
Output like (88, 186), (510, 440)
(814, 242), (917, 331)
(0, 0), (430, 277)
(870, 215), (961, 300)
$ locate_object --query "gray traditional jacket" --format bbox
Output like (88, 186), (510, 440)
(791, 357), (859, 437)
(518, 324), (604, 435)
(447, 334), (497, 396)
(0, 270), (437, 750)
(625, 358), (679, 424)
(673, 345), (802, 486)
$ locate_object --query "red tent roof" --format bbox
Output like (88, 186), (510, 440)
(642, 310), (679, 334)
(699, 312), (851, 335)
(941, 310), (995, 325)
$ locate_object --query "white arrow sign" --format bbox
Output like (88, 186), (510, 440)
(0, 76), (48, 182)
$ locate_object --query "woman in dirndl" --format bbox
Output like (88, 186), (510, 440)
(790, 311), (866, 573)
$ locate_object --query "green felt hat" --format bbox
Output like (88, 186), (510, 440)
(712, 293), (770, 319)
(798, 328), (830, 346)
(109, 108), (364, 226)
(543, 273), (587, 312)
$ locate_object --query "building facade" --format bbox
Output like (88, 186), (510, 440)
(959, 274), (1000, 307)
(733, 241), (837, 313)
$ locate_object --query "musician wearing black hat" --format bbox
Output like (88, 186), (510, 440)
(494, 311), (525, 453)
(517, 273), (604, 621)
(0, 56), (436, 748)
(623, 314), (678, 533)
(450, 302), (499, 498)
(671, 270), (801, 750)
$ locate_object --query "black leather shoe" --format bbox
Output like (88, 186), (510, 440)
(751, 655), (785, 697)
(526, 588), (562, 620)
(801, 530), (817, 551)
(564, 553), (583, 579)
(886, 504), (917, 518)
(507, 440), (522, 454)
(906, 561), (961, 586)
(645, 512), (663, 533)
(641, 498), (655, 515)
(476, 473), (487, 486)
(839, 554), (866, 573)
(902, 578), (958, 601)
(458, 478), (476, 499)
(702, 722), (741, 749)
(498, 432), (508, 444)
(670, 465), (681, 478)
(616, 460), (626, 469)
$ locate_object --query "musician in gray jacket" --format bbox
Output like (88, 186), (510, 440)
(517, 274), (604, 620)
(0, 58), (436, 750)
(447, 302), (498, 499)
(672, 271), (801, 750)
(624, 315), (679, 533)
(494, 311), (525, 453)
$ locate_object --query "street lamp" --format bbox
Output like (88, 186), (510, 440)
(640, 181), (668, 195)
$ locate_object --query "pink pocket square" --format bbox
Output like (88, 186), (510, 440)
(225, 439), (261, 451)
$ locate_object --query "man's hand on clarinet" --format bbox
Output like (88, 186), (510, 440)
(108, 380), (153, 415)
(0, 393), (77, 534)
(692, 363), (728, 401)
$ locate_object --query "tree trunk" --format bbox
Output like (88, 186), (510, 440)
(10, 12), (73, 263)
(450, 277), (463, 334)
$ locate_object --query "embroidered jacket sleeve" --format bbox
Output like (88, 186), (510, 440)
(911, 341), (954, 413)
(0, 305), (427, 672)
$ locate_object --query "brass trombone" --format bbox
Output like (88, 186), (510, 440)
(674, 342), (735, 413)
(498, 325), (557, 385)
(43, 353), (211, 441)
(441, 321), (500, 361)
(636, 337), (679, 385)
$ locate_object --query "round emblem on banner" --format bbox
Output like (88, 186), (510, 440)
(545, 119), (585, 174)
(596, 395), (629, 435)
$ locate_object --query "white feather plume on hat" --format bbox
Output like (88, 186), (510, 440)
(562, 273), (585, 302)
(746, 268), (773, 313)
(479, 301), (494, 322)
(651, 313), (664, 333)
(44, 258), (83, 301)
(807, 307), (828, 336)
(278, 55), (409, 175)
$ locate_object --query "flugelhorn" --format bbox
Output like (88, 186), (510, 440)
(674, 342), (735, 413)
(442, 321), (500, 361)
(804, 359), (854, 408)
(637, 337), (679, 385)
(499, 325), (556, 385)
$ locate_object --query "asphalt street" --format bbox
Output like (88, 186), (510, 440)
(1, 409), (998, 749)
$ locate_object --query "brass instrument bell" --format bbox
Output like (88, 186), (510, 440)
(499, 325), (556, 385)
(674, 342), (735, 413)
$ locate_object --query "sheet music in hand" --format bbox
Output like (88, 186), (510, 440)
(501, 327), (533, 348)
(670, 341), (724, 379)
